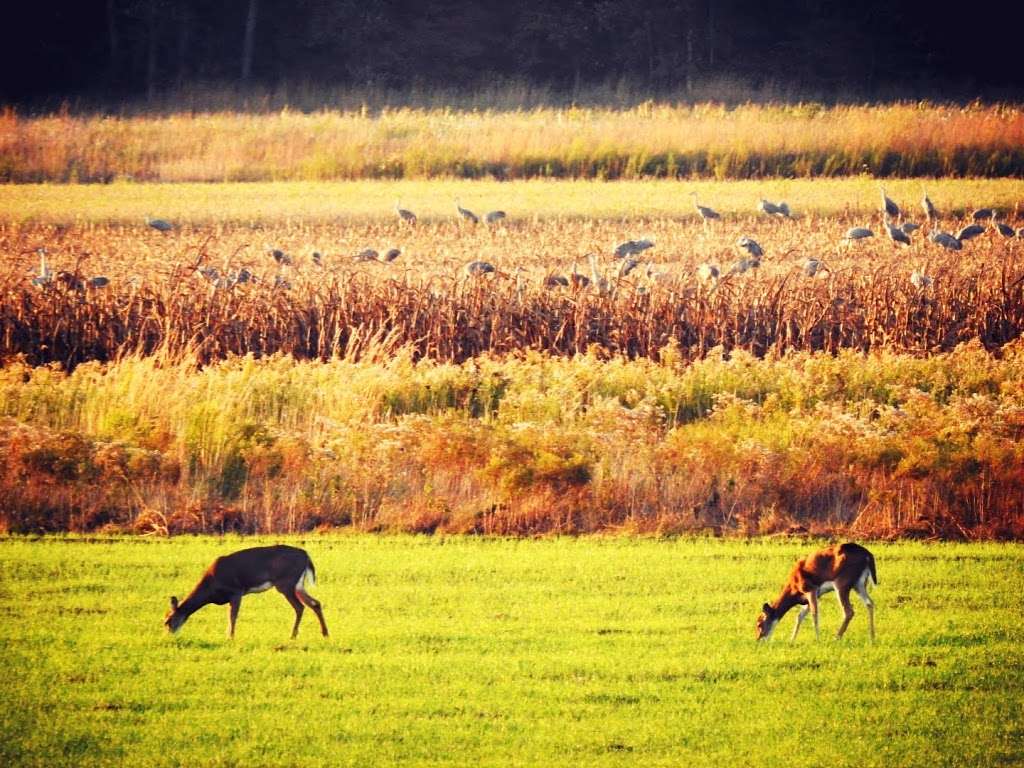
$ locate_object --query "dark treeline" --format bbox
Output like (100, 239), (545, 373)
(5, 0), (1024, 107)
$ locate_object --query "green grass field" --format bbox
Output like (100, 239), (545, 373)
(2, 537), (1022, 767)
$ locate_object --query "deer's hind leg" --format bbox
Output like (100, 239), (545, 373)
(855, 571), (876, 642)
(296, 587), (328, 637)
(835, 586), (856, 639)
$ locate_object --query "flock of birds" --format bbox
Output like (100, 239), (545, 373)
(28, 187), (1020, 295)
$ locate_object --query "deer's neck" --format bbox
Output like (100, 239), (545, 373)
(771, 588), (807, 620)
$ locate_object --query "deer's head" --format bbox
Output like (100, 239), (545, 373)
(755, 602), (779, 641)
(164, 596), (185, 634)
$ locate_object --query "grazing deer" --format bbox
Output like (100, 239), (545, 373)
(756, 542), (877, 642)
(164, 545), (328, 639)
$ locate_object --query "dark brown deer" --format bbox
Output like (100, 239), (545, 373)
(756, 542), (877, 642)
(164, 545), (328, 639)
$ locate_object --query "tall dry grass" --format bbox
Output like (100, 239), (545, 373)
(1, 343), (1022, 538)
(3, 101), (1024, 182)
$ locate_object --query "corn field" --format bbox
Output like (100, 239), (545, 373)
(3, 212), (1023, 368)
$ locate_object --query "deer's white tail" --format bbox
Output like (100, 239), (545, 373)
(301, 565), (316, 588)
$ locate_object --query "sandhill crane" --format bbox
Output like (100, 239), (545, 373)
(569, 262), (590, 289)
(270, 248), (292, 266)
(737, 236), (764, 259)
(879, 186), (900, 219)
(618, 258), (640, 278)
(900, 222), (921, 234)
(544, 274), (569, 288)
(759, 199), (792, 218)
(311, 251), (322, 266)
(485, 210), (506, 224)
(354, 248), (379, 262)
(910, 269), (932, 289)
(956, 224), (986, 241)
(844, 227), (874, 242)
(929, 231), (962, 250)
(464, 260), (495, 276)
(614, 239), (654, 258)
(690, 191), (721, 225)
(885, 220), (911, 247)
(971, 208), (994, 221)
(31, 248), (52, 288)
(587, 252), (611, 295)
(729, 253), (764, 275)
(993, 221), (1016, 238)
(395, 200), (417, 224)
(455, 198), (479, 224)
(381, 248), (401, 262)
(146, 216), (173, 232)
(696, 262), (720, 285)
(88, 276), (110, 288)
(921, 189), (938, 222)
(801, 258), (829, 277)
(196, 265), (220, 283)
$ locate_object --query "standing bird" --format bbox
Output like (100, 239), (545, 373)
(801, 257), (828, 277)
(759, 199), (791, 218)
(921, 189), (938, 223)
(381, 248), (402, 262)
(879, 186), (900, 220)
(930, 231), (962, 250)
(971, 208), (995, 222)
(464, 260), (495, 277)
(736, 236), (764, 260)
(455, 198), (479, 224)
(956, 224), (986, 241)
(690, 191), (721, 225)
(146, 216), (173, 232)
(885, 220), (911, 247)
(270, 248), (292, 266)
(31, 248), (53, 288)
(395, 200), (417, 224)
(354, 248), (379, 262)
(900, 222), (921, 234)
(844, 227), (874, 242)
(696, 262), (720, 285)
(569, 261), (590, 289)
(614, 239), (654, 258)
(993, 221), (1016, 238)
(618, 258), (640, 278)
(910, 269), (932, 289)
(544, 274), (570, 288)
(485, 210), (507, 224)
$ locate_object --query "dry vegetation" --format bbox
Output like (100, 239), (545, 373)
(3, 204), (1023, 368)
(3, 101), (1024, 183)
(1, 187), (1023, 539)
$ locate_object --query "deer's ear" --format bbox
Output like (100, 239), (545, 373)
(170, 596), (179, 609)
(762, 602), (772, 614)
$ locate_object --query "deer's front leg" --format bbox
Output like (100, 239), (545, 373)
(227, 595), (242, 639)
(807, 590), (820, 640)
(791, 603), (810, 641)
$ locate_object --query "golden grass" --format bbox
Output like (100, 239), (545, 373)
(2, 177), (1022, 225)
(3, 102), (1024, 182)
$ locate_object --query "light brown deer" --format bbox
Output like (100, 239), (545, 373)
(164, 545), (328, 639)
(756, 542), (877, 642)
